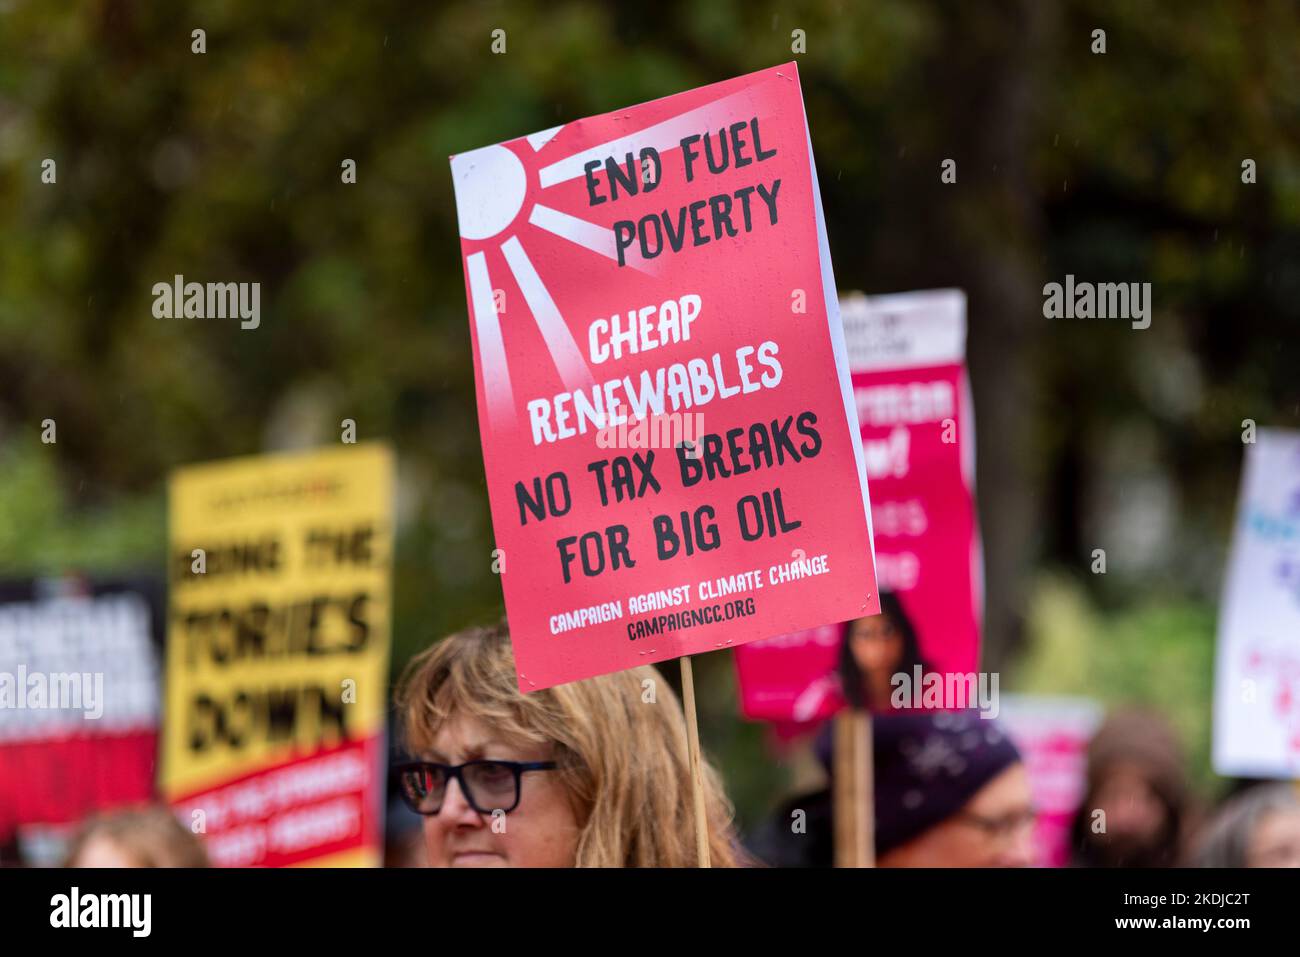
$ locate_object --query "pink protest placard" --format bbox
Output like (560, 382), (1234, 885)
(450, 63), (879, 691)
(735, 289), (981, 721)
(732, 623), (846, 724)
(999, 694), (1101, 867)
(842, 289), (981, 677)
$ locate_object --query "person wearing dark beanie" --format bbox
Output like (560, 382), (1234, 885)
(747, 710), (1036, 867)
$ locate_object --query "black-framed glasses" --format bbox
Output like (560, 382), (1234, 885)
(394, 760), (558, 816)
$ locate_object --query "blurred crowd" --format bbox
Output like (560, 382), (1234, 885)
(9, 599), (1298, 870)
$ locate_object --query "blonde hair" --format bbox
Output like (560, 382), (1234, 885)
(396, 620), (743, 867)
(64, 805), (210, 868)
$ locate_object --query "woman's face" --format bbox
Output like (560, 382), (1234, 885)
(1247, 807), (1300, 867)
(421, 712), (581, 868)
(849, 613), (905, 677)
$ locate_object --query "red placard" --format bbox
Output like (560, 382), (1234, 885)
(451, 63), (878, 690)
(166, 735), (382, 868)
(0, 579), (163, 855)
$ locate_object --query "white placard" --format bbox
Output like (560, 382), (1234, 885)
(1213, 428), (1300, 777)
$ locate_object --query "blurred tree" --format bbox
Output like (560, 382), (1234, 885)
(2, 0), (1298, 818)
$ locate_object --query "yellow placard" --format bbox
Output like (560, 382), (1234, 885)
(161, 444), (393, 806)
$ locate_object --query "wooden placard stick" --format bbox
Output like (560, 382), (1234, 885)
(833, 709), (875, 867)
(679, 655), (711, 868)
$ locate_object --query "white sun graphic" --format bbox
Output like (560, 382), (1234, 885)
(450, 89), (758, 431)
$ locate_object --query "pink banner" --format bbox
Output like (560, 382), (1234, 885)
(999, 694), (1101, 867)
(450, 64), (879, 691)
(735, 290), (981, 722)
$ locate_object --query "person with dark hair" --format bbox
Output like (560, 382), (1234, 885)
(838, 591), (930, 711)
(1069, 708), (1193, 867)
(748, 710), (1036, 867)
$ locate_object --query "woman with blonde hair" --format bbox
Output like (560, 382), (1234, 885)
(395, 619), (743, 867)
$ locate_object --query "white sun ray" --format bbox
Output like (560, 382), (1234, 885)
(457, 86), (774, 425)
(529, 204), (618, 258)
(500, 236), (595, 392)
(466, 251), (517, 429)
(537, 90), (760, 188)
(528, 203), (656, 273)
(527, 125), (563, 151)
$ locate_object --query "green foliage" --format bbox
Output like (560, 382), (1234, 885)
(1014, 575), (1218, 793)
(0, 439), (164, 575)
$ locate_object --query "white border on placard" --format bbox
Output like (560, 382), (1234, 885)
(841, 288), (967, 372)
(801, 100), (877, 591)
